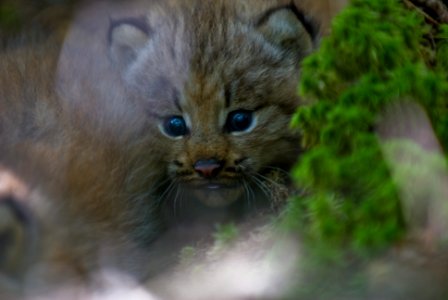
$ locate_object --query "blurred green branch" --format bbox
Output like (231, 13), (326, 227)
(284, 0), (448, 259)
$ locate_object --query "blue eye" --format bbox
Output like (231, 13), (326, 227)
(163, 116), (188, 137)
(226, 110), (254, 133)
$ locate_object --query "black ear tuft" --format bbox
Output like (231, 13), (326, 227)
(108, 16), (152, 69)
(286, 3), (319, 41)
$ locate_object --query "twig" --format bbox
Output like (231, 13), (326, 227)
(403, 0), (440, 24)
(405, 0), (448, 23)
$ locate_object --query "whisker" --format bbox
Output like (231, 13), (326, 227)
(172, 182), (182, 217)
(261, 166), (291, 178)
(254, 172), (285, 190)
(253, 173), (276, 190)
(151, 176), (174, 192)
(253, 171), (294, 210)
(247, 177), (258, 208)
(248, 174), (272, 202)
(124, 177), (171, 203)
(242, 177), (253, 210)
(156, 179), (177, 204)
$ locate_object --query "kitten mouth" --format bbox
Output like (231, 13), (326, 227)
(198, 183), (237, 190)
(187, 181), (243, 207)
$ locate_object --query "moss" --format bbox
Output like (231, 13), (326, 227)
(437, 25), (448, 63)
(213, 223), (239, 249)
(284, 0), (448, 262)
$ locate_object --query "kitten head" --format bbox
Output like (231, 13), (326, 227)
(108, 0), (316, 208)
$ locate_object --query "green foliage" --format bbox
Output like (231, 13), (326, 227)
(284, 0), (448, 260)
(436, 24), (448, 72)
(213, 223), (239, 249)
(179, 246), (197, 266)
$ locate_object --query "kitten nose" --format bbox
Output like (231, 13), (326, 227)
(193, 159), (223, 179)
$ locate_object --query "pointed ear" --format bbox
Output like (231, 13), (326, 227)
(108, 17), (151, 69)
(256, 5), (317, 57)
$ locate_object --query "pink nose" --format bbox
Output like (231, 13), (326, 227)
(193, 159), (223, 178)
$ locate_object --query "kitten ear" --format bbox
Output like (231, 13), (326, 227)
(256, 5), (317, 56)
(108, 17), (151, 69)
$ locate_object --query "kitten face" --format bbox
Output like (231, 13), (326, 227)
(109, 0), (315, 208)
